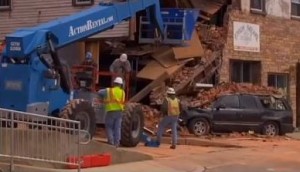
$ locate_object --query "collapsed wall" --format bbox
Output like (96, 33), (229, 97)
(149, 24), (227, 106)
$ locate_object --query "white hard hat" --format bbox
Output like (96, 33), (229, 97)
(166, 87), (176, 94)
(114, 77), (123, 85)
(119, 53), (127, 62)
(86, 52), (93, 59)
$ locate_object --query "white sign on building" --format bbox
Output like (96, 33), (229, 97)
(233, 21), (260, 52)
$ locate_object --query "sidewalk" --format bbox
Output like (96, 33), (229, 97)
(0, 136), (239, 172)
(1, 158), (205, 172)
(286, 130), (300, 140)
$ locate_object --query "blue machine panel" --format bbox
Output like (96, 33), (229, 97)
(0, 62), (70, 113)
(0, 64), (30, 111)
(139, 8), (199, 45)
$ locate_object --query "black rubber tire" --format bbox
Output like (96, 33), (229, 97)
(262, 121), (279, 137)
(59, 99), (96, 138)
(120, 103), (144, 147)
(188, 118), (210, 136)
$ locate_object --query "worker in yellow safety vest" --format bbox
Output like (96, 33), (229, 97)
(156, 87), (182, 149)
(98, 77), (125, 147)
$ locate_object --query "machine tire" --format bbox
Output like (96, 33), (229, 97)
(59, 99), (96, 138)
(120, 103), (144, 147)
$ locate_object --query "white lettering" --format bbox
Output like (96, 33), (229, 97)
(9, 42), (22, 51)
(5, 81), (22, 91)
(10, 47), (21, 51)
(10, 42), (20, 46)
(68, 16), (114, 37)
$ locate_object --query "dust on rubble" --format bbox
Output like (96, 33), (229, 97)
(149, 25), (227, 106)
(144, 82), (282, 136)
(185, 82), (281, 108)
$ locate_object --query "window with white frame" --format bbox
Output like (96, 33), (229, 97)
(73, 0), (94, 6)
(292, 0), (300, 18)
(250, 0), (265, 13)
(0, 0), (11, 10)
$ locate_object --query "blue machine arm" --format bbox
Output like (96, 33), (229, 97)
(4, 0), (164, 58)
(0, 0), (165, 113)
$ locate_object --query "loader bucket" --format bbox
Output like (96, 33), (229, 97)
(139, 8), (199, 45)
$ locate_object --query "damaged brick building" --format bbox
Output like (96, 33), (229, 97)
(221, 0), (300, 127)
(1, 0), (300, 129)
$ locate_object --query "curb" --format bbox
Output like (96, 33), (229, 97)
(160, 137), (243, 148)
(286, 133), (300, 140)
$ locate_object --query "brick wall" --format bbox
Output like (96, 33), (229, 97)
(220, 10), (300, 127)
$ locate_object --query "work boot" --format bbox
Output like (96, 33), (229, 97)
(170, 145), (176, 149)
(155, 140), (161, 147)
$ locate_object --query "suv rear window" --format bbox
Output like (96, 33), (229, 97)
(259, 96), (288, 110)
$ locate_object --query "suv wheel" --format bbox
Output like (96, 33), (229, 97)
(188, 118), (210, 136)
(262, 121), (279, 137)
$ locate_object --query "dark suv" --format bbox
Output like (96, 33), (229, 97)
(180, 93), (294, 137)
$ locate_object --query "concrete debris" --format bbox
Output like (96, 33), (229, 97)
(142, 105), (161, 133)
(186, 82), (282, 108)
(144, 82), (282, 134)
(149, 25), (226, 106)
(197, 24), (227, 50)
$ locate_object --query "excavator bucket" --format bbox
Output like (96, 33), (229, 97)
(139, 8), (199, 45)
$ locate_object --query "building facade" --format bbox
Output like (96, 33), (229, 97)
(220, 0), (300, 127)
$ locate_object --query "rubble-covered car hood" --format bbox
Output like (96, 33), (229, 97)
(180, 107), (212, 119)
(190, 107), (212, 113)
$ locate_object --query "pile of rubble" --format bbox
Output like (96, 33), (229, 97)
(197, 24), (227, 51)
(149, 25), (227, 106)
(142, 105), (161, 133)
(144, 82), (281, 133)
(185, 82), (281, 108)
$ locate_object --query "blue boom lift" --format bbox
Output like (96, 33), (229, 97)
(0, 0), (198, 147)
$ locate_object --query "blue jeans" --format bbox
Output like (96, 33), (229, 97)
(105, 111), (123, 146)
(157, 116), (178, 146)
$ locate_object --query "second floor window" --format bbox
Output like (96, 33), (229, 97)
(250, 0), (265, 13)
(292, 0), (300, 18)
(0, 0), (11, 10)
(73, 0), (94, 6)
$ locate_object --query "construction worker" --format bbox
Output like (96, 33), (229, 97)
(156, 87), (182, 149)
(98, 77), (125, 147)
(109, 53), (131, 86)
(76, 52), (97, 90)
(81, 51), (97, 68)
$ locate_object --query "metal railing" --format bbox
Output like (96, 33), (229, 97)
(0, 108), (91, 172)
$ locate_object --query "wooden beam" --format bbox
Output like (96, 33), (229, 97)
(175, 51), (221, 95)
(129, 72), (169, 102)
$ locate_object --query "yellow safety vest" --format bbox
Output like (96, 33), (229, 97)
(167, 97), (180, 116)
(105, 86), (125, 112)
